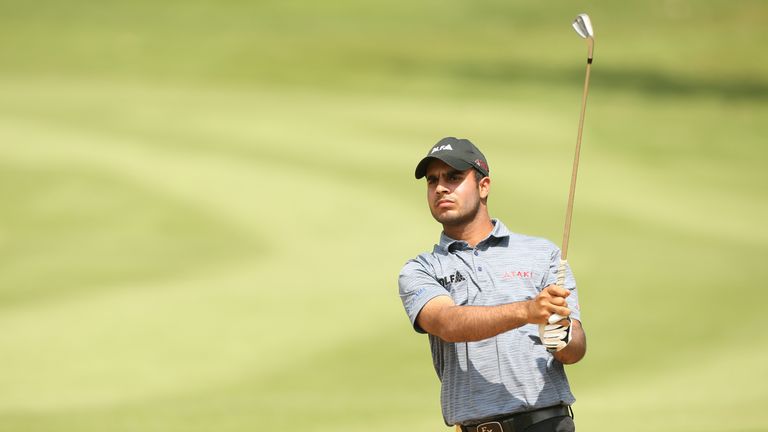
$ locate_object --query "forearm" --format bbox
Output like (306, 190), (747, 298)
(553, 319), (586, 364)
(431, 302), (530, 343)
(417, 287), (571, 343)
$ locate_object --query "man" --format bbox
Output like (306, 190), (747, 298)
(398, 137), (586, 432)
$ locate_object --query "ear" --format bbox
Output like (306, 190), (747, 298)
(478, 176), (490, 199)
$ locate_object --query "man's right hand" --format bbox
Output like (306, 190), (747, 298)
(526, 284), (571, 324)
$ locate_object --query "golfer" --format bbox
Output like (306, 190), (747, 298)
(398, 137), (586, 432)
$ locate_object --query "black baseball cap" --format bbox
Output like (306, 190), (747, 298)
(414, 137), (490, 179)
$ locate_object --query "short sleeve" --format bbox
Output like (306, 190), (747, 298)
(543, 246), (581, 322)
(398, 257), (450, 333)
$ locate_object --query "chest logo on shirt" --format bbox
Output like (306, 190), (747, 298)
(437, 270), (465, 287)
(501, 270), (532, 280)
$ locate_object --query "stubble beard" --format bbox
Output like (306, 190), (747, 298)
(431, 196), (481, 228)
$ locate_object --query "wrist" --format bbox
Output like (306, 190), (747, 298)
(523, 299), (536, 324)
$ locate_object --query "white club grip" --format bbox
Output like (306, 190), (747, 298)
(556, 259), (568, 287)
(549, 259), (568, 324)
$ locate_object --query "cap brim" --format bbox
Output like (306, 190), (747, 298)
(414, 155), (474, 179)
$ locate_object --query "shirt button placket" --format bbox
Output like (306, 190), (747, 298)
(472, 249), (487, 294)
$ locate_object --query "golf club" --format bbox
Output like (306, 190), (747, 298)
(550, 13), (594, 325)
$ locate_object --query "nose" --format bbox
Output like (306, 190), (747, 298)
(435, 180), (450, 195)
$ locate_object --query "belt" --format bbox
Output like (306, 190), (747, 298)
(460, 405), (572, 432)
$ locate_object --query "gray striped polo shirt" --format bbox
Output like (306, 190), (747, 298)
(398, 219), (580, 426)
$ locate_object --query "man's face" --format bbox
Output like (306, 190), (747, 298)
(425, 160), (488, 227)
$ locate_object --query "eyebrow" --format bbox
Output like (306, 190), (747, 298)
(426, 169), (465, 180)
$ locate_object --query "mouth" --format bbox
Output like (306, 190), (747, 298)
(435, 199), (454, 209)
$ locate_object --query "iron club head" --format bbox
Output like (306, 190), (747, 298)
(572, 14), (594, 39)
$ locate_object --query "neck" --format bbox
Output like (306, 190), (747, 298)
(442, 211), (494, 248)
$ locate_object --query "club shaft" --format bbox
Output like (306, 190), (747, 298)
(550, 55), (592, 322)
(560, 57), (592, 262)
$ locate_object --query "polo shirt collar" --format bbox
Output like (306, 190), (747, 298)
(438, 219), (511, 252)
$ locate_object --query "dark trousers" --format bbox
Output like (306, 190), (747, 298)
(524, 415), (575, 432)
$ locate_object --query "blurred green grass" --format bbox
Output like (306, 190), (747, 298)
(1, 1), (767, 431)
